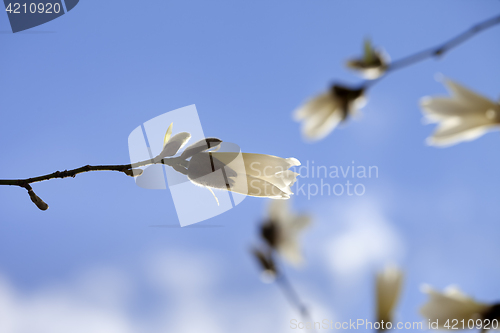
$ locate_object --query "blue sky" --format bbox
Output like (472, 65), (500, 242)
(1, 1), (500, 332)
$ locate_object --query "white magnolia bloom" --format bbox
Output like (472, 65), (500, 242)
(420, 285), (491, 327)
(155, 126), (300, 199)
(376, 265), (403, 326)
(421, 78), (500, 147)
(261, 200), (311, 265)
(187, 152), (300, 199)
(294, 85), (366, 141)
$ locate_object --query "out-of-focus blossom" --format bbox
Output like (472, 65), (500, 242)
(260, 200), (311, 266)
(294, 85), (366, 141)
(419, 285), (499, 327)
(187, 152), (300, 199)
(421, 78), (500, 147)
(376, 265), (403, 328)
(346, 39), (389, 79)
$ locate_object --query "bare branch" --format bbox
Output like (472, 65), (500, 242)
(363, 14), (500, 88)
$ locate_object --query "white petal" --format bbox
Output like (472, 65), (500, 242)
(444, 79), (495, 110)
(180, 138), (222, 159)
(421, 97), (480, 122)
(268, 201), (311, 266)
(376, 265), (403, 323)
(158, 132), (191, 158)
(187, 155), (289, 198)
(186, 152), (237, 189)
(420, 285), (489, 326)
(275, 170), (299, 188)
(290, 215), (312, 231)
(277, 238), (303, 266)
(293, 92), (335, 121)
(211, 152), (300, 179)
(240, 174), (291, 198)
(187, 152), (300, 198)
(268, 200), (290, 222)
(428, 116), (500, 147)
(163, 122), (173, 147)
(302, 103), (344, 141)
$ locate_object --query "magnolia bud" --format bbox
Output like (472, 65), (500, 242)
(261, 220), (279, 248)
(28, 189), (49, 211)
(345, 39), (389, 80)
(252, 248), (277, 283)
(124, 168), (144, 177)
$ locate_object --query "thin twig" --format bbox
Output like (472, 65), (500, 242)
(275, 267), (316, 332)
(276, 273), (311, 318)
(0, 158), (174, 210)
(363, 14), (500, 88)
(0, 159), (157, 188)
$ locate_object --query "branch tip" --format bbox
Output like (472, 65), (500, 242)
(27, 188), (49, 211)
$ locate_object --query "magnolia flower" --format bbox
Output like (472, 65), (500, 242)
(153, 124), (301, 199)
(420, 285), (500, 327)
(346, 39), (389, 80)
(260, 200), (311, 265)
(294, 84), (366, 141)
(186, 152), (300, 199)
(376, 265), (404, 328)
(420, 78), (500, 147)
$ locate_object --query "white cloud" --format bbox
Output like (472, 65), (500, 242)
(0, 249), (319, 333)
(0, 275), (136, 333)
(323, 200), (405, 282)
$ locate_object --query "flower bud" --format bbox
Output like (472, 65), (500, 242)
(28, 189), (49, 211)
(346, 39), (389, 79)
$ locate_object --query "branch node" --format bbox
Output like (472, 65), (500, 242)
(123, 168), (143, 177)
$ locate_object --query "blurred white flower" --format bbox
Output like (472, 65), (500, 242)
(420, 285), (492, 327)
(187, 152), (300, 199)
(421, 78), (500, 147)
(346, 39), (389, 80)
(294, 85), (366, 141)
(376, 265), (403, 327)
(260, 200), (311, 266)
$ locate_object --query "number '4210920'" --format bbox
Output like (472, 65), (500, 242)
(443, 318), (499, 330)
(5, 2), (62, 14)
